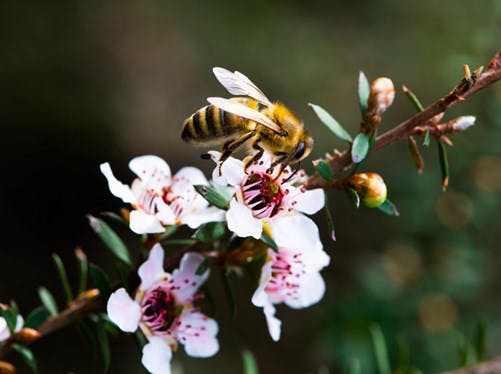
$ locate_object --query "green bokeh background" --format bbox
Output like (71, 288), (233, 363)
(1, 1), (500, 372)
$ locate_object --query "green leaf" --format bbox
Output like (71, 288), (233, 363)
(358, 71), (370, 115)
(377, 199), (400, 216)
(458, 334), (475, 367)
(97, 316), (111, 371)
(402, 85), (424, 112)
(134, 331), (148, 350)
(100, 211), (128, 226)
(351, 133), (370, 163)
(474, 320), (487, 361)
(158, 225), (179, 241)
(308, 103), (352, 142)
(25, 307), (49, 329)
(113, 262), (130, 292)
(348, 359), (361, 374)
(38, 287), (58, 317)
(370, 324), (391, 374)
(259, 232), (278, 252)
(52, 253), (74, 304)
(75, 321), (97, 357)
(161, 239), (198, 246)
(346, 187), (360, 208)
(0, 307), (18, 333)
(194, 184), (231, 210)
(12, 344), (37, 373)
(315, 159), (335, 182)
(221, 271), (237, 318)
(194, 221), (226, 243)
(323, 192), (336, 241)
(407, 136), (424, 173)
(423, 130), (431, 146)
(87, 215), (132, 267)
(195, 257), (210, 276)
(242, 349), (259, 374)
(438, 141), (449, 191)
(89, 263), (111, 299)
(75, 248), (88, 294)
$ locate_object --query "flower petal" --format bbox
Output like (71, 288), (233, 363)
(263, 299), (281, 341)
(284, 271), (326, 309)
(130, 210), (166, 234)
(271, 215), (321, 251)
(227, 199), (262, 239)
(181, 207), (226, 229)
(100, 163), (136, 204)
(176, 310), (219, 358)
(107, 288), (141, 332)
(174, 167), (208, 188)
(292, 188), (325, 215)
(208, 151), (246, 186)
(141, 337), (172, 374)
(0, 318), (10, 342)
(171, 252), (208, 304)
(14, 315), (24, 333)
(251, 260), (273, 308)
(129, 155), (172, 192)
(138, 244), (165, 291)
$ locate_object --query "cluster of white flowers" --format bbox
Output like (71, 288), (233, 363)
(101, 151), (329, 373)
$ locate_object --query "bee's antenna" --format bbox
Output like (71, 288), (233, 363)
(284, 162), (300, 183)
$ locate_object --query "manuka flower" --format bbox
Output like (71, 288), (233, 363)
(208, 151), (324, 239)
(100, 155), (224, 234)
(251, 215), (330, 341)
(107, 244), (219, 374)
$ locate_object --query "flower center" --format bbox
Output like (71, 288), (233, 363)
(241, 172), (284, 219)
(141, 285), (177, 334)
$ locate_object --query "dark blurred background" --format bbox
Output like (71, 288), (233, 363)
(1, 0), (500, 372)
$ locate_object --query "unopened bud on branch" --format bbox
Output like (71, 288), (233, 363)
(346, 172), (387, 208)
(451, 116), (476, 132)
(0, 361), (15, 374)
(362, 77), (395, 134)
(16, 327), (41, 344)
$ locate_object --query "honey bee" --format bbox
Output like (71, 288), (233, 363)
(182, 67), (313, 174)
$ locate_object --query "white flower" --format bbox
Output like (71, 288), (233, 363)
(100, 155), (225, 234)
(209, 151), (325, 239)
(0, 314), (24, 342)
(251, 215), (330, 341)
(107, 244), (219, 374)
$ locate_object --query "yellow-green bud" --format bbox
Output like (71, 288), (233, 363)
(346, 172), (387, 208)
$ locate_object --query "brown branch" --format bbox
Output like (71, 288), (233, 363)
(439, 357), (501, 374)
(307, 49), (501, 189)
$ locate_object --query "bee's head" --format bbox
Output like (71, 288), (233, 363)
(290, 131), (313, 164)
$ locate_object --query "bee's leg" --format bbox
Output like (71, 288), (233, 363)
(244, 141), (264, 172)
(218, 132), (255, 175)
(267, 152), (289, 175)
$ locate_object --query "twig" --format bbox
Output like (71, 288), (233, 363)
(307, 49), (501, 189)
(439, 357), (501, 374)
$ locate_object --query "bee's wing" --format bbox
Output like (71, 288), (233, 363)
(212, 67), (273, 107)
(207, 97), (284, 135)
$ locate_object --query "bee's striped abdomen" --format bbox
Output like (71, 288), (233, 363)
(182, 105), (246, 143)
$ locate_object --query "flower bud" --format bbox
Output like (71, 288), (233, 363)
(16, 327), (41, 344)
(0, 361), (15, 374)
(451, 116), (476, 132)
(368, 77), (395, 117)
(346, 172), (387, 208)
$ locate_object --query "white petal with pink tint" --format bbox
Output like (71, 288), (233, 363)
(107, 288), (141, 333)
(138, 244), (165, 291)
(0, 318), (10, 342)
(263, 299), (281, 341)
(271, 214), (321, 251)
(292, 188), (325, 215)
(129, 210), (166, 235)
(141, 337), (172, 374)
(182, 207), (226, 229)
(251, 261), (273, 308)
(227, 199), (262, 239)
(176, 310), (219, 357)
(284, 271), (326, 309)
(170, 252), (208, 304)
(100, 163), (136, 204)
(208, 151), (246, 186)
(129, 155), (172, 192)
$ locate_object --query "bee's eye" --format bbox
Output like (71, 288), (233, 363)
(293, 141), (305, 160)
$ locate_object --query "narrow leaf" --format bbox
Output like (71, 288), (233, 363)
(97, 316), (111, 371)
(75, 248), (88, 294)
(358, 71), (370, 115)
(423, 130), (431, 147)
(348, 359), (361, 374)
(259, 232), (278, 252)
(89, 263), (111, 299)
(221, 271), (237, 318)
(134, 331), (147, 350)
(346, 187), (360, 208)
(161, 239), (197, 246)
(0, 308), (17, 333)
(52, 253), (74, 304)
(194, 185), (231, 210)
(308, 103), (352, 142)
(12, 344), (37, 373)
(75, 321), (97, 357)
(38, 287), (58, 317)
(87, 215), (132, 267)
(242, 349), (259, 374)
(158, 225), (179, 241)
(402, 85), (424, 112)
(438, 142), (449, 191)
(377, 199), (400, 216)
(113, 262), (130, 292)
(100, 211), (128, 226)
(474, 320), (487, 361)
(407, 137), (424, 173)
(351, 133), (370, 163)
(194, 221), (226, 243)
(315, 159), (335, 182)
(25, 307), (49, 329)
(195, 257), (210, 276)
(323, 192), (336, 241)
(370, 324), (391, 374)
